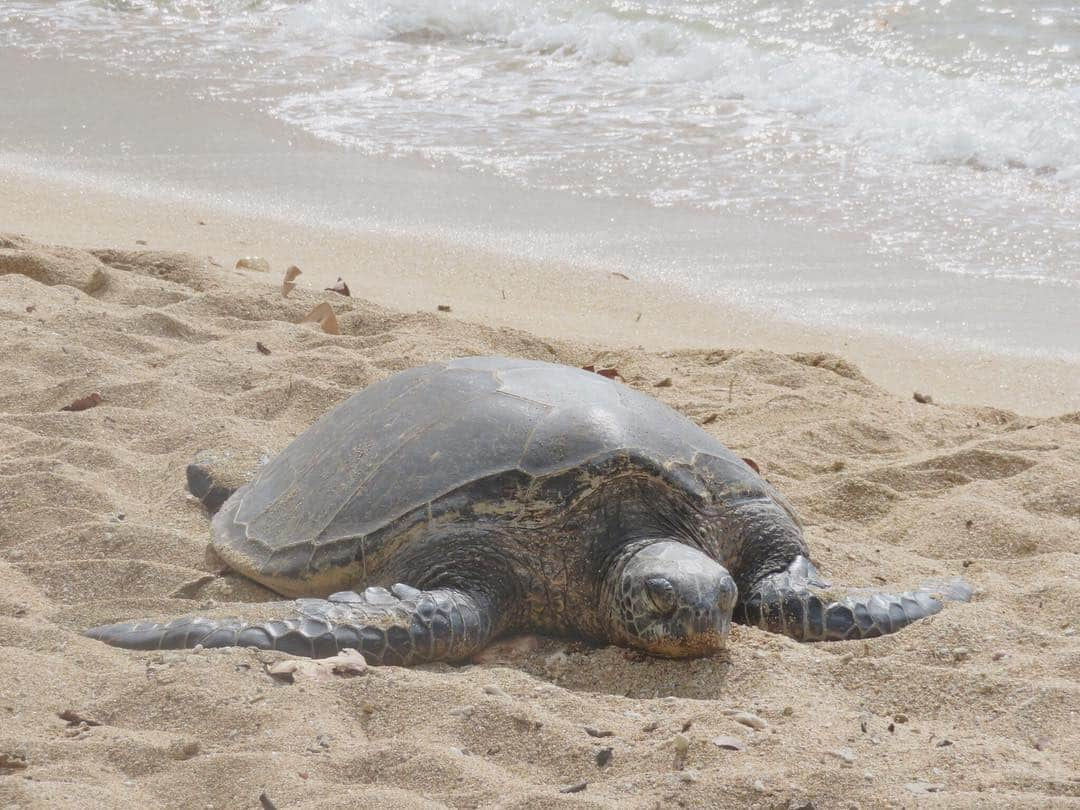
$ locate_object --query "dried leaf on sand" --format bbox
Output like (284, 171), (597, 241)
(300, 302), (340, 335)
(60, 392), (103, 412)
(325, 277), (351, 297)
(281, 265), (302, 297)
(59, 709), (101, 727)
(582, 365), (620, 379)
(235, 257), (271, 273)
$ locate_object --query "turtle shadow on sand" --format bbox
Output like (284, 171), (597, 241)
(85, 357), (972, 668)
(163, 568), (741, 700)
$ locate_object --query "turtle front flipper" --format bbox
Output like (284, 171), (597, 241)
(734, 556), (973, 641)
(85, 585), (498, 665)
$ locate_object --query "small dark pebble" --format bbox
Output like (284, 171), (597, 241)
(596, 747), (613, 768)
(256, 341), (272, 355)
(259, 792), (278, 810)
(936, 739), (953, 747)
(913, 391), (933, 404)
(654, 377), (673, 388)
(681, 719), (693, 732)
(559, 782), (588, 794)
(965, 519), (974, 529)
(437, 304), (452, 312)
(888, 723), (896, 733)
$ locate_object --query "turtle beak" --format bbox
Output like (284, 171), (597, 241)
(692, 613), (732, 641)
(685, 571), (737, 642)
(650, 623), (729, 658)
(652, 598), (733, 658)
(679, 609), (732, 654)
(692, 575), (737, 652)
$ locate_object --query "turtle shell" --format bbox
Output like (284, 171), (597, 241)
(211, 356), (759, 595)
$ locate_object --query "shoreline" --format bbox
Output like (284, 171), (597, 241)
(2, 19), (1078, 808)
(2, 162), (1078, 417)
(1, 48), (1077, 417)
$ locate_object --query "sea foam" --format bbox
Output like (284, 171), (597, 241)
(2, 0), (1078, 289)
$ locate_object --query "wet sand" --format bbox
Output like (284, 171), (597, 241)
(3, 166), (1079, 418)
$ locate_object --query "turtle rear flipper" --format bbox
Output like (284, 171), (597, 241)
(735, 556), (973, 641)
(85, 585), (498, 665)
(186, 449), (271, 514)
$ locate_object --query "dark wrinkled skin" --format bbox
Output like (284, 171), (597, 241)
(87, 357), (971, 664)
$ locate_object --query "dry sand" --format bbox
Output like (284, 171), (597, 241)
(1, 234), (1078, 809)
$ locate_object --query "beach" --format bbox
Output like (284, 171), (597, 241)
(1, 231), (1078, 808)
(4, 163), (1080, 419)
(2, 2), (1080, 805)
(2, 42), (1080, 416)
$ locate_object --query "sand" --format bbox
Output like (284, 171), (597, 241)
(1, 233), (1078, 809)
(3, 164), (1080, 419)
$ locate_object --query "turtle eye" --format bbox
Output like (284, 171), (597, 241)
(643, 577), (677, 615)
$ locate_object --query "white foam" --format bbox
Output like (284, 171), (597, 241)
(246, 0), (1080, 177)
(2, 0), (1079, 290)
(7, 0), (1077, 174)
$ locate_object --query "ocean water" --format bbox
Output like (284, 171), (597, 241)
(2, 0), (1079, 356)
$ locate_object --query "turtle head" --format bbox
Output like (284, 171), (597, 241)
(606, 541), (737, 658)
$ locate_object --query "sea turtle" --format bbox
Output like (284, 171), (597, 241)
(86, 356), (971, 664)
